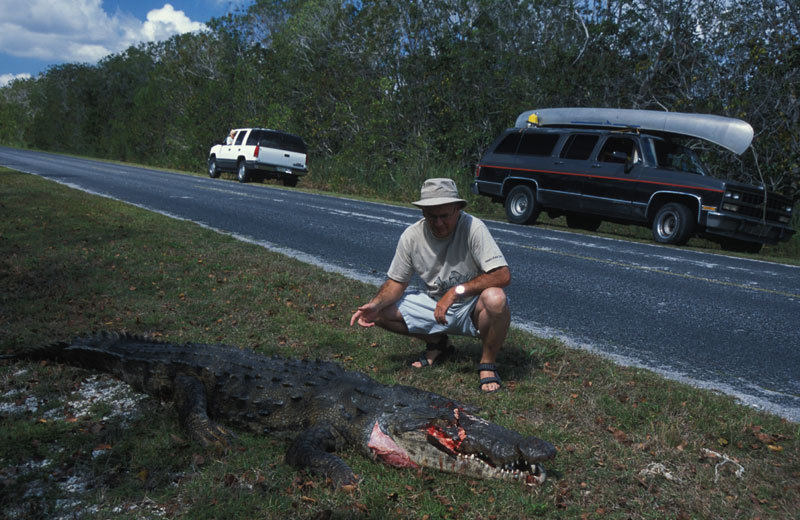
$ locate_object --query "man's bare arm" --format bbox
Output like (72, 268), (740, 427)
(457, 266), (511, 297)
(434, 266), (511, 324)
(350, 278), (409, 327)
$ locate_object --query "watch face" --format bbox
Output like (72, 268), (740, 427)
(455, 285), (465, 295)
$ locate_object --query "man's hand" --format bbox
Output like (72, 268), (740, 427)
(434, 289), (457, 324)
(350, 279), (408, 328)
(350, 303), (380, 328)
(433, 268), (510, 325)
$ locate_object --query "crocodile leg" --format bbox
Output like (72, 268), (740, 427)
(173, 373), (235, 447)
(285, 425), (356, 487)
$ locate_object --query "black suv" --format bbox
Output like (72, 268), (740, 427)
(471, 108), (794, 252)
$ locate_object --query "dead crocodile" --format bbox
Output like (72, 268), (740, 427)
(4, 332), (556, 486)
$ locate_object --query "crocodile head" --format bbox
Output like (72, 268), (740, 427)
(368, 405), (556, 485)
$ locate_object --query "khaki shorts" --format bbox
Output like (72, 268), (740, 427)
(396, 291), (480, 338)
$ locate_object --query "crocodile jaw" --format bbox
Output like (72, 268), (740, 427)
(367, 421), (419, 468)
(407, 437), (548, 485)
(366, 408), (554, 485)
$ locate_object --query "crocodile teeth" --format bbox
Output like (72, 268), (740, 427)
(526, 464), (547, 486)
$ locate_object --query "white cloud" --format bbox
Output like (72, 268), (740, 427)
(0, 73), (32, 87)
(140, 4), (205, 42)
(0, 0), (206, 64)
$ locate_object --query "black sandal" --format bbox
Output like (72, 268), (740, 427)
(414, 335), (452, 368)
(477, 363), (503, 393)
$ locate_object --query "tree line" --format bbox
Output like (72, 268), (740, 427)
(1, 0), (798, 205)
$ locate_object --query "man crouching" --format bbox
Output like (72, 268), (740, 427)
(350, 178), (511, 393)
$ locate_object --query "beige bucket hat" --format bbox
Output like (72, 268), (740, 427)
(412, 178), (468, 208)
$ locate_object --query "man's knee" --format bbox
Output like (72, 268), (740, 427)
(374, 306), (409, 334)
(479, 287), (508, 314)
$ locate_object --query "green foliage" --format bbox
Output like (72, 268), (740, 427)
(0, 77), (34, 146)
(0, 0), (798, 204)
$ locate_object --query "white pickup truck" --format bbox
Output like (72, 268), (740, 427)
(207, 128), (309, 186)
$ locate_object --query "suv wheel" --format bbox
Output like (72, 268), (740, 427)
(237, 161), (249, 183)
(652, 203), (694, 245)
(505, 185), (541, 225)
(283, 175), (298, 187)
(208, 157), (220, 178)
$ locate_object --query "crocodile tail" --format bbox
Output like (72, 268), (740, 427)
(0, 331), (139, 364)
(0, 339), (73, 361)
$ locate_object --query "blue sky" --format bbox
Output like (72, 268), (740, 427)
(0, 0), (243, 86)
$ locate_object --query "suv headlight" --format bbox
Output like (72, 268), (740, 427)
(722, 203), (741, 212)
(725, 191), (742, 200)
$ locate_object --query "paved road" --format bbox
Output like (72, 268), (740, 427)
(2, 147), (799, 421)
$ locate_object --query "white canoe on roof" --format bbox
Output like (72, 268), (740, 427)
(514, 108), (754, 155)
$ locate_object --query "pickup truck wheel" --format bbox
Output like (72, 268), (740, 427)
(566, 214), (602, 231)
(283, 175), (298, 187)
(652, 202), (694, 245)
(237, 161), (249, 183)
(207, 157), (220, 178)
(505, 185), (541, 225)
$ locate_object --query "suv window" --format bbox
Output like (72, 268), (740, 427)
(246, 130), (261, 146)
(518, 132), (559, 156)
(598, 137), (639, 164)
(234, 131), (246, 146)
(279, 133), (308, 154)
(256, 130), (308, 154)
(647, 138), (707, 175)
(560, 134), (599, 160)
(494, 133), (522, 155)
(258, 131), (278, 148)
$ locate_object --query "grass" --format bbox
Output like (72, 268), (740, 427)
(1, 168), (798, 519)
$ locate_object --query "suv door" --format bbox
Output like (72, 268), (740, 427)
(542, 133), (599, 209)
(232, 129), (250, 159)
(580, 135), (642, 218)
(480, 131), (522, 185)
(218, 129), (246, 169)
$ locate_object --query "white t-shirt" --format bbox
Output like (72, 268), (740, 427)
(387, 212), (507, 299)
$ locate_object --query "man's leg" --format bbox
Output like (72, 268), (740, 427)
(472, 287), (510, 392)
(410, 333), (450, 368)
(370, 304), (409, 335)
(371, 304), (447, 367)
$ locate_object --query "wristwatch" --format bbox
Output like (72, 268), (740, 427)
(454, 284), (466, 297)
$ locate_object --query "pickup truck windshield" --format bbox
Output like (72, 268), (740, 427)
(645, 137), (708, 175)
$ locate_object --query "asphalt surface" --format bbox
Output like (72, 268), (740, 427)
(2, 146), (799, 422)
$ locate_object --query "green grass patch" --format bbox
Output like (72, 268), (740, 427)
(1, 169), (798, 519)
